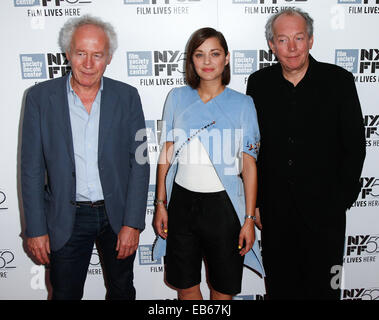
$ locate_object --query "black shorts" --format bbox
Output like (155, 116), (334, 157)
(165, 182), (243, 295)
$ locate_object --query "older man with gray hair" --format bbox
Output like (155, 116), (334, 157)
(21, 15), (149, 300)
(246, 8), (366, 299)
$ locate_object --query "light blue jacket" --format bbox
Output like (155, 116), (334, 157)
(153, 86), (265, 276)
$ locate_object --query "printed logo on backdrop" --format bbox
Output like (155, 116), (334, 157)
(138, 245), (163, 273)
(124, 0), (202, 16)
(0, 249), (16, 279)
(127, 51), (186, 87)
(352, 176), (379, 208)
(233, 51), (257, 75)
(20, 53), (70, 80)
(146, 184), (156, 216)
(232, 0), (308, 15)
(15, 0), (91, 18)
(87, 247), (102, 276)
(342, 288), (379, 300)
(344, 234), (379, 264)
(233, 294), (265, 300)
(364, 114), (379, 148)
(0, 189), (8, 211)
(337, 0), (379, 15)
(335, 49), (379, 83)
(233, 50), (277, 83)
(145, 120), (163, 164)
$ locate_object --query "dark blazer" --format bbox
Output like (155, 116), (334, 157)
(21, 74), (150, 251)
(246, 55), (366, 229)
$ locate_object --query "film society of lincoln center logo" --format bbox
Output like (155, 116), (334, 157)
(126, 51), (186, 86)
(20, 53), (70, 80)
(233, 49), (277, 82)
(335, 49), (379, 83)
(138, 245), (162, 272)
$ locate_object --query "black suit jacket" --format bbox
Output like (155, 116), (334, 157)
(246, 55), (366, 230)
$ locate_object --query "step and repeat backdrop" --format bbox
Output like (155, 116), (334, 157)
(0, 0), (378, 300)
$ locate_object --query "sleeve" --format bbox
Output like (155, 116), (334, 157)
(123, 87), (150, 230)
(338, 72), (366, 209)
(241, 96), (261, 160)
(159, 88), (176, 146)
(21, 89), (48, 237)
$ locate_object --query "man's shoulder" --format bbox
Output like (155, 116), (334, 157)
(248, 63), (280, 83)
(28, 75), (66, 96)
(311, 57), (354, 82)
(103, 76), (138, 95)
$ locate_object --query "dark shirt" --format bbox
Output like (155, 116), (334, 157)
(246, 55), (366, 223)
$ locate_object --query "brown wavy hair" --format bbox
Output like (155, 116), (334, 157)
(185, 27), (230, 89)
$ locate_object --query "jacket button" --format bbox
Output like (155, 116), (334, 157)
(288, 160), (293, 166)
(70, 201), (76, 205)
(72, 172), (75, 177)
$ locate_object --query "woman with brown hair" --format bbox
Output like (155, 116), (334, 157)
(153, 27), (264, 300)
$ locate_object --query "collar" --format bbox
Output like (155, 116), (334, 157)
(66, 72), (104, 96)
(276, 54), (317, 88)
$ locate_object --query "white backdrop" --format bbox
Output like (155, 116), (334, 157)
(0, 0), (378, 300)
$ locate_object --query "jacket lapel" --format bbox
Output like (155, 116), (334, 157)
(49, 75), (75, 166)
(98, 77), (119, 159)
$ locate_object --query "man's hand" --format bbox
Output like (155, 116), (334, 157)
(27, 235), (50, 265)
(116, 226), (140, 259)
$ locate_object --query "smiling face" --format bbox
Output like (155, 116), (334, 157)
(66, 24), (112, 92)
(192, 37), (230, 85)
(269, 13), (313, 78)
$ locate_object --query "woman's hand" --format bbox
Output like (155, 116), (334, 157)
(153, 204), (168, 239)
(238, 219), (255, 256)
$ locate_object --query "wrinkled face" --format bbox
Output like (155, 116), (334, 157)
(269, 13), (313, 75)
(192, 37), (230, 84)
(66, 24), (112, 91)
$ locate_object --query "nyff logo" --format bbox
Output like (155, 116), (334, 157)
(154, 51), (185, 76)
(364, 115), (379, 139)
(345, 234), (379, 256)
(0, 190), (8, 210)
(47, 53), (71, 79)
(41, 0), (92, 5)
(0, 250), (16, 270)
(343, 288), (379, 300)
(127, 51), (185, 77)
(359, 177), (379, 199)
(336, 49), (379, 74)
(20, 53), (70, 80)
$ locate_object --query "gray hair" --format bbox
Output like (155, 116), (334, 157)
(58, 14), (118, 56)
(265, 8), (314, 43)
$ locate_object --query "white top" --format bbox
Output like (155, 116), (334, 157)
(175, 137), (225, 192)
